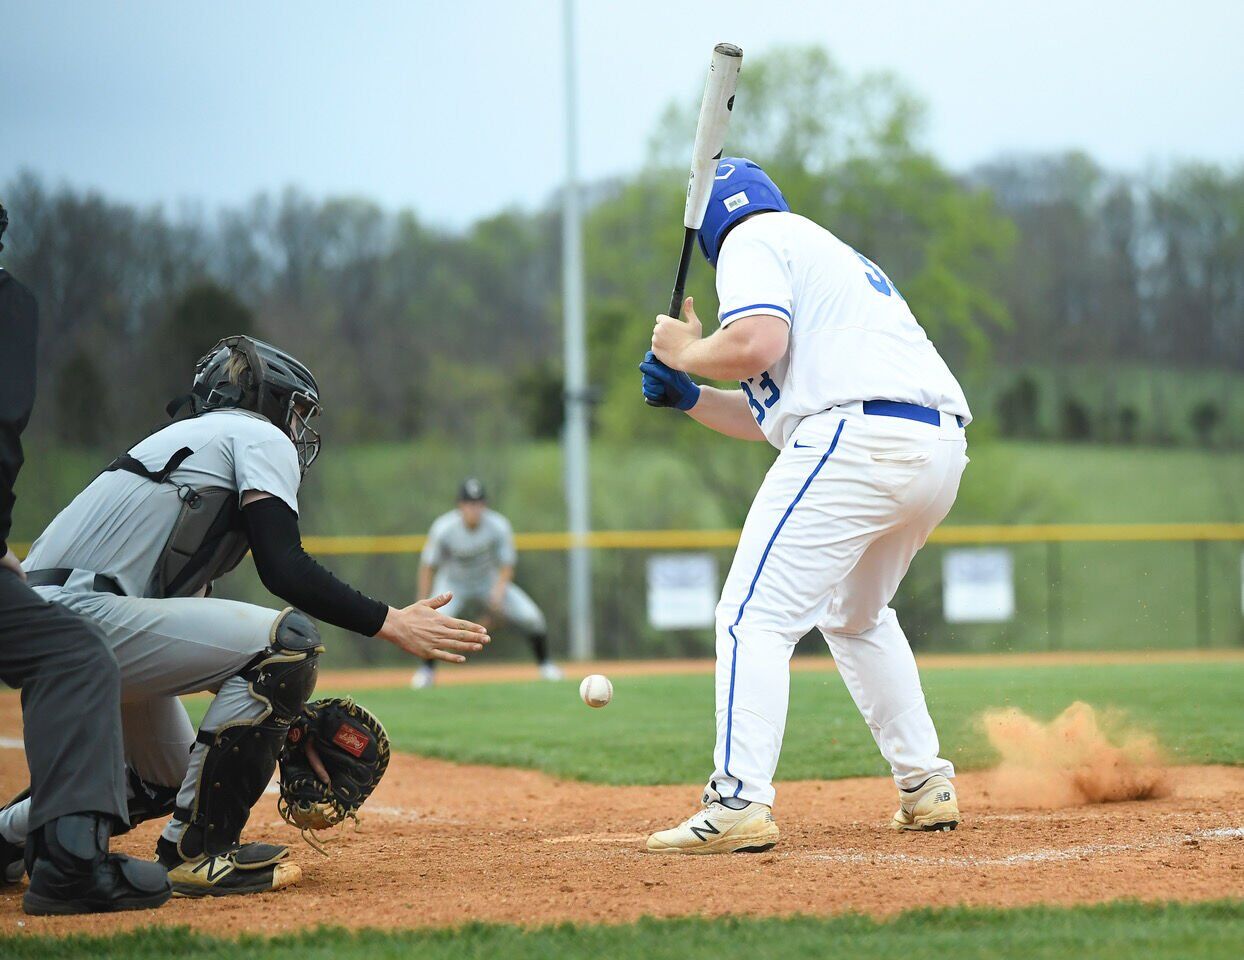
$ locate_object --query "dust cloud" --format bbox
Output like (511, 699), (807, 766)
(979, 701), (1170, 808)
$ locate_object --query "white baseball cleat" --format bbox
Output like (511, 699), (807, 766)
(409, 665), (436, 690)
(647, 784), (779, 855)
(890, 774), (960, 832)
(538, 661), (564, 682)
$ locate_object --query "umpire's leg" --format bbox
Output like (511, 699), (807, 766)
(0, 572), (127, 836)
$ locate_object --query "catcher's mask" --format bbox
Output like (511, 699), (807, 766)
(170, 335), (323, 475)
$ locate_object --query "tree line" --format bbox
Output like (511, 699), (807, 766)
(3, 45), (1242, 456)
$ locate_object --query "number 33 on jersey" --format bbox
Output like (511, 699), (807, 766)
(714, 211), (970, 445)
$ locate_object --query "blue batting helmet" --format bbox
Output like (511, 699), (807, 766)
(697, 158), (790, 267)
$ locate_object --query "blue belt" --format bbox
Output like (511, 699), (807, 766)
(862, 399), (964, 428)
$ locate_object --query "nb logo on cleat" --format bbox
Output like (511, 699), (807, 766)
(192, 856), (235, 883)
(689, 820), (721, 843)
(934, 791), (951, 802)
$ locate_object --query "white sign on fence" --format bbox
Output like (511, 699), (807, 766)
(943, 548), (1015, 623)
(647, 553), (718, 630)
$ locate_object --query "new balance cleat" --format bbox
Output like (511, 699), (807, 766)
(157, 837), (300, 898)
(890, 774), (960, 832)
(647, 784), (779, 855)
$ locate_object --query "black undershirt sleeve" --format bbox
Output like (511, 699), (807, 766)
(242, 496), (389, 637)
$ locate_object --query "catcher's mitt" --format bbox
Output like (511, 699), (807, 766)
(278, 697), (390, 852)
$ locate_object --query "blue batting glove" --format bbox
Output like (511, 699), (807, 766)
(639, 350), (700, 411)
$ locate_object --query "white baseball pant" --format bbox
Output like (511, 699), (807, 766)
(710, 402), (967, 807)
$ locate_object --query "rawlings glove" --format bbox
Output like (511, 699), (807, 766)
(278, 697), (390, 851)
(639, 350), (700, 410)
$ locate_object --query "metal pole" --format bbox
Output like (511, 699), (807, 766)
(1194, 540), (1210, 649)
(1046, 540), (1062, 651)
(561, 0), (593, 660)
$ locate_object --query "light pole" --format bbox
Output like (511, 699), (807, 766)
(561, 0), (593, 659)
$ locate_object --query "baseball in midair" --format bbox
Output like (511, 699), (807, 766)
(579, 674), (613, 708)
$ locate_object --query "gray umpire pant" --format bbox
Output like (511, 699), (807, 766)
(0, 570), (127, 837)
(0, 573), (287, 848)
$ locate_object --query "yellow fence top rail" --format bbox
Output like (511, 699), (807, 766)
(297, 522), (1244, 555)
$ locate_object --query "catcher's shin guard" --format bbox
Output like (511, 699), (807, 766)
(177, 609), (323, 860)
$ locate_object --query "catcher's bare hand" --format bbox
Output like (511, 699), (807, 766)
(377, 593), (490, 663)
(304, 736), (331, 785)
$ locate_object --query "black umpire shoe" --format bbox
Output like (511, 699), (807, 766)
(22, 813), (172, 915)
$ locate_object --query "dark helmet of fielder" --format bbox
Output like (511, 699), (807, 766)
(458, 477), (487, 503)
(171, 335), (324, 474)
(697, 157), (790, 268)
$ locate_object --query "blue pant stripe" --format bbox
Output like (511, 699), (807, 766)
(723, 418), (846, 798)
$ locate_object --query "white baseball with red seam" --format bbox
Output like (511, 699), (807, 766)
(579, 674), (613, 708)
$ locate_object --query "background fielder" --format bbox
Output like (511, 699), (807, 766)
(641, 158), (970, 854)
(411, 478), (560, 688)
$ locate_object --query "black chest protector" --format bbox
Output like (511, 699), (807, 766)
(104, 446), (251, 599)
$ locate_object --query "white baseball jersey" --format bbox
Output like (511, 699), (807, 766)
(421, 508), (517, 593)
(715, 212), (972, 449)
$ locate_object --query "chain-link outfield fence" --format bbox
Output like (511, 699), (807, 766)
(177, 524), (1244, 669)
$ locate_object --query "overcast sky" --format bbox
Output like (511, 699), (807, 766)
(3, 1), (1242, 228)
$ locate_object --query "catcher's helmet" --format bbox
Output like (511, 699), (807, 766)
(172, 335), (323, 474)
(697, 157), (790, 268)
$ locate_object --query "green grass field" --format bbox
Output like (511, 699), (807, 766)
(307, 661), (1244, 785)
(180, 659), (1244, 784)
(5, 902), (1242, 960)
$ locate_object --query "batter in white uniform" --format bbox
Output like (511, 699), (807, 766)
(640, 158), (969, 854)
(410, 478), (560, 688)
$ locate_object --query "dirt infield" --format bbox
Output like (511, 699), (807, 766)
(1, 692), (1241, 936)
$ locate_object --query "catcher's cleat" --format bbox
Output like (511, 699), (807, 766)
(157, 837), (300, 898)
(647, 784), (779, 855)
(1, 834), (22, 885)
(890, 774), (960, 832)
(1, 786), (31, 884)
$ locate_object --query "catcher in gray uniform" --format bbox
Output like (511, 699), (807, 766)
(410, 479), (559, 689)
(0, 336), (490, 898)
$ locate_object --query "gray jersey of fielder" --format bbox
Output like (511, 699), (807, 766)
(0, 409), (302, 847)
(422, 509), (545, 634)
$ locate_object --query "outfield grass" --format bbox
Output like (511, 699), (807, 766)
(4, 902), (1241, 960)
(296, 661), (1244, 785)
